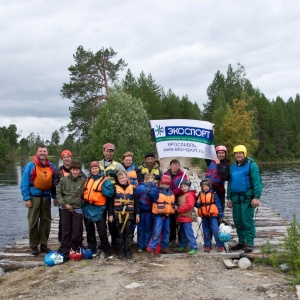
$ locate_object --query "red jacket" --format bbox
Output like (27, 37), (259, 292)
(177, 190), (196, 223)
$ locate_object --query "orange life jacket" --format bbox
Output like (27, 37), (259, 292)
(114, 184), (135, 233)
(152, 193), (175, 215)
(197, 192), (219, 217)
(127, 169), (138, 187)
(33, 162), (53, 190)
(114, 185), (135, 212)
(84, 177), (107, 206)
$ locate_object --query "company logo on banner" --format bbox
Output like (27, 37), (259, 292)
(150, 119), (216, 159)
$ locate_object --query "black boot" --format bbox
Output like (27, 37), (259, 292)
(230, 242), (245, 251)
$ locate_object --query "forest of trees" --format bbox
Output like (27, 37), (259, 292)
(1, 46), (299, 164)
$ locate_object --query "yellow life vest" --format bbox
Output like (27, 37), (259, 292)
(99, 161), (118, 184)
(197, 192), (219, 217)
(152, 193), (175, 215)
(33, 162), (53, 190)
(84, 177), (107, 206)
(140, 165), (161, 184)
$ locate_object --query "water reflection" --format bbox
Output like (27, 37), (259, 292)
(260, 163), (300, 223)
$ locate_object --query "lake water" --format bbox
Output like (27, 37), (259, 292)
(0, 160), (299, 250)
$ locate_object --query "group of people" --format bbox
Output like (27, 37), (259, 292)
(20, 142), (262, 261)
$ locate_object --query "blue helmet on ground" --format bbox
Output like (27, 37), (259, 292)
(218, 231), (231, 242)
(218, 223), (232, 242)
(82, 246), (93, 259)
(44, 251), (64, 266)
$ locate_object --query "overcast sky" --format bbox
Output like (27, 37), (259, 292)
(1, 0), (299, 141)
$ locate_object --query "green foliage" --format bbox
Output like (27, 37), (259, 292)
(61, 45), (127, 141)
(217, 97), (258, 160)
(82, 89), (154, 164)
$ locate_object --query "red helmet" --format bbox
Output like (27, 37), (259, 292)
(69, 248), (83, 261)
(216, 145), (227, 153)
(161, 174), (171, 185)
(103, 143), (115, 151)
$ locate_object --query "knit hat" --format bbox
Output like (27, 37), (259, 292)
(200, 178), (211, 188)
(161, 174), (171, 185)
(144, 152), (155, 159)
(60, 150), (72, 159)
(180, 180), (191, 187)
(90, 161), (100, 169)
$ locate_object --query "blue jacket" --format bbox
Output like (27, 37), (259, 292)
(20, 158), (56, 200)
(136, 182), (155, 212)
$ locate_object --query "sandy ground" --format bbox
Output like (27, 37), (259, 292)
(0, 248), (297, 300)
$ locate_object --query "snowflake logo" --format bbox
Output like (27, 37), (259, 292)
(155, 125), (164, 136)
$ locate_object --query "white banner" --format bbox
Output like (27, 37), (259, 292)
(150, 119), (216, 159)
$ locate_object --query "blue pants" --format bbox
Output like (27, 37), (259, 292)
(178, 222), (198, 250)
(137, 212), (152, 249)
(150, 215), (170, 250)
(202, 217), (224, 247)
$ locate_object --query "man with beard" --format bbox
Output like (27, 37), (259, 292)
(21, 144), (57, 255)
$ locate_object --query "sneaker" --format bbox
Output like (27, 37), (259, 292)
(217, 247), (224, 252)
(31, 247), (39, 256)
(138, 248), (144, 253)
(204, 246), (212, 253)
(177, 246), (188, 252)
(188, 249), (198, 255)
(244, 244), (253, 253)
(125, 252), (133, 260)
(230, 243), (245, 251)
(160, 248), (173, 254)
(63, 256), (70, 263)
(40, 244), (52, 253)
(150, 250), (155, 258)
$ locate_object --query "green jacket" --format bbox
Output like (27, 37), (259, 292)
(57, 174), (86, 209)
(227, 157), (263, 202)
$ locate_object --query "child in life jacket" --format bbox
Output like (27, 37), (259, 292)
(176, 180), (198, 254)
(136, 173), (155, 252)
(108, 170), (140, 260)
(148, 174), (175, 257)
(56, 161), (86, 261)
(195, 178), (224, 252)
(83, 161), (114, 258)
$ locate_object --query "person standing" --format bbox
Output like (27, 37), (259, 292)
(99, 143), (125, 250)
(136, 152), (162, 184)
(108, 170), (140, 260)
(56, 161), (86, 261)
(54, 150), (87, 252)
(83, 161), (114, 257)
(227, 145), (263, 253)
(121, 151), (138, 187)
(205, 145), (230, 211)
(99, 143), (125, 184)
(20, 144), (57, 255)
(164, 159), (187, 246)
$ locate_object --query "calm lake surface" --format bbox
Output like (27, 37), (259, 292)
(0, 160), (299, 250)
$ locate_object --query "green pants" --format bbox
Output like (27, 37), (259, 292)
(232, 196), (255, 245)
(27, 196), (51, 248)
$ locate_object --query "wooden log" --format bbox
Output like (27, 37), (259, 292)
(0, 259), (44, 271)
(0, 252), (34, 257)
